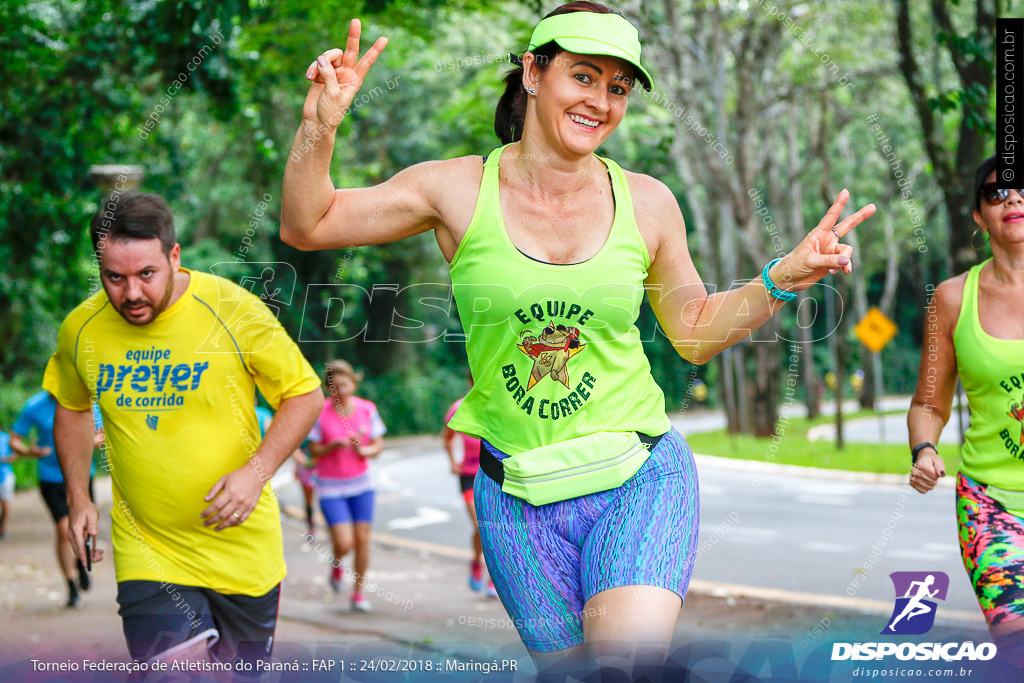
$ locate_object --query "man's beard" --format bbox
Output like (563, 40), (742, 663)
(115, 275), (175, 326)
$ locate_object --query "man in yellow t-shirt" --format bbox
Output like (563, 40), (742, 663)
(44, 192), (322, 670)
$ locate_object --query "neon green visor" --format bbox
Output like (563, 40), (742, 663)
(527, 12), (653, 92)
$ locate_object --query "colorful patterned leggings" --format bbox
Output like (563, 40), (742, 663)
(956, 472), (1024, 627)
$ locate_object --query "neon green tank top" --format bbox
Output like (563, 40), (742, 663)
(446, 144), (671, 456)
(954, 257), (1024, 490)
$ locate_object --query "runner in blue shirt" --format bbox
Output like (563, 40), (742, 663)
(0, 429), (16, 540)
(11, 390), (102, 608)
(256, 406), (274, 438)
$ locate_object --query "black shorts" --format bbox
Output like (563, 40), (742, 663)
(116, 580), (280, 671)
(39, 479), (94, 523)
(459, 473), (476, 494)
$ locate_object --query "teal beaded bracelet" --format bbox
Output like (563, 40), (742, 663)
(762, 258), (797, 302)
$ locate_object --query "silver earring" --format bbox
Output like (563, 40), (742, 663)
(525, 86), (537, 95)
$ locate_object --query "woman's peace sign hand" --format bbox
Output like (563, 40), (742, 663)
(769, 189), (876, 294)
(303, 19), (388, 131)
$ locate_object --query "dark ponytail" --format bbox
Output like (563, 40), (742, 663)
(494, 2), (621, 144)
(494, 44), (557, 144)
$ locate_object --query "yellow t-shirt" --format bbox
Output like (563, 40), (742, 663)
(42, 268), (321, 596)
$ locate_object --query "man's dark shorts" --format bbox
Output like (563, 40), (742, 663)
(39, 478), (93, 523)
(116, 580), (280, 671)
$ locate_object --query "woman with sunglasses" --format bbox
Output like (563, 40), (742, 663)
(908, 155), (1024, 657)
(281, 2), (874, 677)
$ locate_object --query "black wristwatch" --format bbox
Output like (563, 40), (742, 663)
(911, 442), (939, 464)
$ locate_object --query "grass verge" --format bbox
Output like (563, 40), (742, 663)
(685, 411), (962, 475)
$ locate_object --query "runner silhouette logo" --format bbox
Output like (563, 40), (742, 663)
(881, 571), (949, 635)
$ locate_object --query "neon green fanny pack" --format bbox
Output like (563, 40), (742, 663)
(986, 484), (1024, 518)
(495, 431), (651, 506)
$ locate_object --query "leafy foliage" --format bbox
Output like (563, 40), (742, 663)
(0, 0), (1006, 449)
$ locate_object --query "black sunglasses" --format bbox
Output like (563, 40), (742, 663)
(978, 183), (1024, 206)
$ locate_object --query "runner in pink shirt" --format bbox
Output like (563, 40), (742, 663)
(309, 360), (386, 612)
(443, 392), (495, 597)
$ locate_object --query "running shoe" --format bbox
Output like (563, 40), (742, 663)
(76, 560), (90, 592)
(330, 566), (343, 593)
(486, 581), (498, 599)
(351, 593), (371, 612)
(469, 561), (484, 592)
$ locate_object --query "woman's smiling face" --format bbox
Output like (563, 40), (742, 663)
(524, 49), (636, 155)
(975, 169), (1024, 247)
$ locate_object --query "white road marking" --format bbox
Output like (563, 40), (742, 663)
(375, 492), (405, 504)
(375, 469), (402, 491)
(386, 506), (451, 530)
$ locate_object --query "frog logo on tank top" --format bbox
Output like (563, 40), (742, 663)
(518, 324), (586, 389)
(498, 298), (599, 421)
(1005, 394), (1024, 447)
(997, 373), (1024, 458)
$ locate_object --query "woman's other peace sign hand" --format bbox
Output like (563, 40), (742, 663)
(769, 189), (876, 294)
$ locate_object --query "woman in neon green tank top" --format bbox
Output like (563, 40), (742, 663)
(909, 156), (1024, 654)
(280, 2), (875, 677)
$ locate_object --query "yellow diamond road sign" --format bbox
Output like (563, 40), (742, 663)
(855, 307), (897, 353)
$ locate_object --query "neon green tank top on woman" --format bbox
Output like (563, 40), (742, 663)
(446, 144), (671, 456)
(954, 258), (1024, 490)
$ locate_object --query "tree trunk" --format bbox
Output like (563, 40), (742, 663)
(752, 319), (783, 437)
(824, 274), (845, 450)
(835, 286), (847, 451)
(784, 103), (820, 419)
(894, 0), (1000, 275)
(637, 0), (803, 436)
(720, 349), (741, 434)
(734, 345), (750, 434)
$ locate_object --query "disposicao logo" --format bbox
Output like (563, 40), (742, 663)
(881, 571), (949, 635)
(831, 571), (997, 663)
